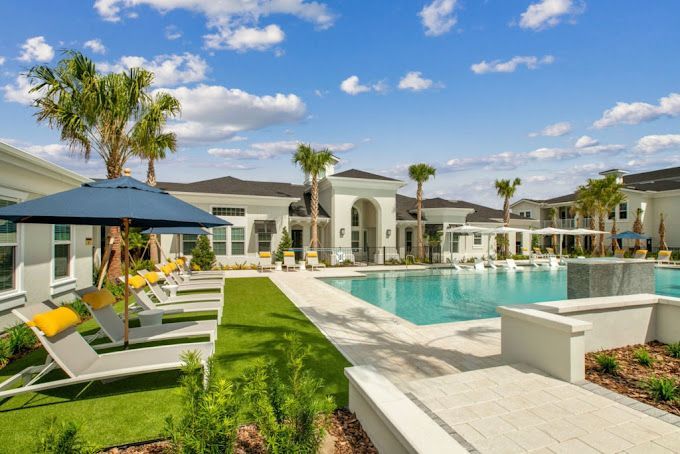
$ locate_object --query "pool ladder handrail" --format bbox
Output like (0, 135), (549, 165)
(405, 254), (415, 269)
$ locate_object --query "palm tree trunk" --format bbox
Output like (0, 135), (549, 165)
(598, 215), (606, 256)
(503, 196), (510, 257)
(417, 182), (424, 260)
(611, 219), (618, 254)
(589, 217), (595, 254)
(106, 165), (124, 281)
(310, 174), (319, 248)
(146, 158), (157, 187)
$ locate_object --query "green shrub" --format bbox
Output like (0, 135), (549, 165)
(105, 280), (125, 300)
(7, 323), (36, 355)
(666, 342), (680, 359)
(166, 351), (238, 453)
(275, 227), (292, 263)
(0, 339), (10, 367)
(190, 235), (216, 271)
(646, 377), (678, 402)
(66, 300), (90, 319)
(241, 333), (334, 454)
(633, 348), (654, 367)
(132, 258), (154, 272)
(35, 417), (93, 454)
(594, 352), (619, 374)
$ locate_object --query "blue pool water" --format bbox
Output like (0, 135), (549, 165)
(322, 268), (680, 325)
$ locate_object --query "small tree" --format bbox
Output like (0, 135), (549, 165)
(190, 235), (216, 271)
(275, 227), (292, 262)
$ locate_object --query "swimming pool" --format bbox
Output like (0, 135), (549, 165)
(322, 267), (680, 325)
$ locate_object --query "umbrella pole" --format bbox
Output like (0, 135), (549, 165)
(123, 218), (130, 348)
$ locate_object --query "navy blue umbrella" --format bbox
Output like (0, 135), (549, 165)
(0, 175), (229, 346)
(141, 226), (215, 235)
(609, 231), (650, 240)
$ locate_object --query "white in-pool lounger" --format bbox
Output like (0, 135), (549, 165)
(0, 303), (213, 400)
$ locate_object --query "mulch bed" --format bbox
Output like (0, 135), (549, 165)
(102, 408), (376, 453)
(585, 341), (680, 416)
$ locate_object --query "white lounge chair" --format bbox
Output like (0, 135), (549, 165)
(156, 264), (223, 292)
(76, 288), (217, 346)
(546, 256), (560, 268)
(306, 251), (326, 271)
(156, 262), (224, 286)
(633, 249), (648, 260)
(0, 303), (213, 399)
(137, 270), (222, 304)
(614, 249), (626, 259)
(175, 258), (225, 279)
(657, 250), (678, 265)
(487, 258), (497, 269)
(122, 275), (224, 321)
(473, 258), (485, 271)
(257, 252), (276, 272)
(505, 258), (519, 270)
(283, 252), (300, 271)
(532, 247), (546, 259)
(450, 258), (464, 270)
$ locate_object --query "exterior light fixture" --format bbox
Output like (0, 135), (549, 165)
(386, 229), (392, 238)
(340, 228), (346, 237)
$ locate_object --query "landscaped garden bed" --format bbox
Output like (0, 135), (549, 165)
(585, 341), (680, 416)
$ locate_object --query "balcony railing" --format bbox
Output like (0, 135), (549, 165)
(540, 219), (577, 229)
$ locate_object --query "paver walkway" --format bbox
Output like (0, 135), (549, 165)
(233, 268), (680, 453)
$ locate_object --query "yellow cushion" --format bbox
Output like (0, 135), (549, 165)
(259, 252), (271, 258)
(161, 264), (174, 275)
(284, 251), (295, 257)
(81, 289), (116, 310)
(176, 258), (184, 266)
(128, 275), (147, 289)
(169, 262), (178, 271)
(27, 307), (80, 337)
(307, 251), (317, 257)
(145, 272), (160, 284)
(659, 251), (671, 257)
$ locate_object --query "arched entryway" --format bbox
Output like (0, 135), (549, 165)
(351, 198), (380, 261)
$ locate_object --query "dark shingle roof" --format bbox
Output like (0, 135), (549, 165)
(157, 176), (302, 198)
(396, 194), (520, 223)
(332, 169), (400, 181)
(623, 166), (680, 185)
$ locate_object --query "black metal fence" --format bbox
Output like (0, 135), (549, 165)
(294, 245), (444, 265)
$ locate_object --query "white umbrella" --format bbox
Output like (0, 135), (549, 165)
(448, 224), (493, 233)
(570, 228), (608, 235)
(532, 227), (575, 256)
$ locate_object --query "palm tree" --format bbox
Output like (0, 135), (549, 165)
(571, 194), (595, 253)
(494, 178), (521, 257)
(292, 144), (335, 248)
(606, 191), (626, 254)
(409, 163), (437, 260)
(582, 175), (624, 256)
(547, 207), (558, 250)
(28, 50), (180, 279)
(659, 213), (668, 251)
(575, 185), (597, 254)
(132, 92), (181, 263)
(632, 208), (644, 250)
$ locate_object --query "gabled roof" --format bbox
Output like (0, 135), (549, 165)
(622, 166), (680, 184)
(157, 176), (301, 198)
(396, 194), (521, 223)
(332, 169), (400, 182)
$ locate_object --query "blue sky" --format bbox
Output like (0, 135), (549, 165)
(1, 0), (680, 207)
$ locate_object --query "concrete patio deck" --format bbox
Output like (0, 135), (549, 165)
(227, 267), (680, 453)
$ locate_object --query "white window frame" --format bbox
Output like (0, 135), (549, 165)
(618, 202), (628, 220)
(0, 192), (24, 305)
(231, 226), (246, 256)
(181, 233), (198, 256)
(473, 233), (483, 248)
(212, 227), (227, 256)
(50, 224), (76, 295)
(211, 206), (246, 217)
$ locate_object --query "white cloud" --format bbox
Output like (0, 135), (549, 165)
(2, 76), (40, 105)
(471, 55), (554, 74)
(98, 53), (209, 86)
(398, 71), (440, 91)
(24, 143), (70, 157)
(592, 92), (680, 129)
(0, 56), (5, 65)
(18, 36), (54, 62)
(205, 25), (285, 52)
(94, 0), (334, 52)
(83, 39), (106, 54)
(208, 140), (354, 160)
(340, 76), (370, 95)
(635, 134), (680, 154)
(419, 0), (458, 36)
(519, 0), (584, 30)
(165, 25), (182, 40)
(157, 84), (306, 143)
(529, 121), (571, 137)
(574, 135), (598, 148)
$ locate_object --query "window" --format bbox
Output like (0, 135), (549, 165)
(212, 207), (245, 217)
(231, 227), (245, 255)
(53, 224), (71, 280)
(182, 234), (198, 254)
(258, 232), (272, 252)
(519, 210), (532, 218)
(405, 229), (413, 252)
(351, 207), (359, 227)
(351, 231), (360, 250)
(608, 208), (615, 220)
(447, 232), (460, 253)
(473, 233), (483, 247)
(0, 199), (17, 292)
(212, 227), (227, 255)
(619, 202), (628, 220)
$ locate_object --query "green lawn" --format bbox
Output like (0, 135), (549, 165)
(0, 277), (350, 452)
